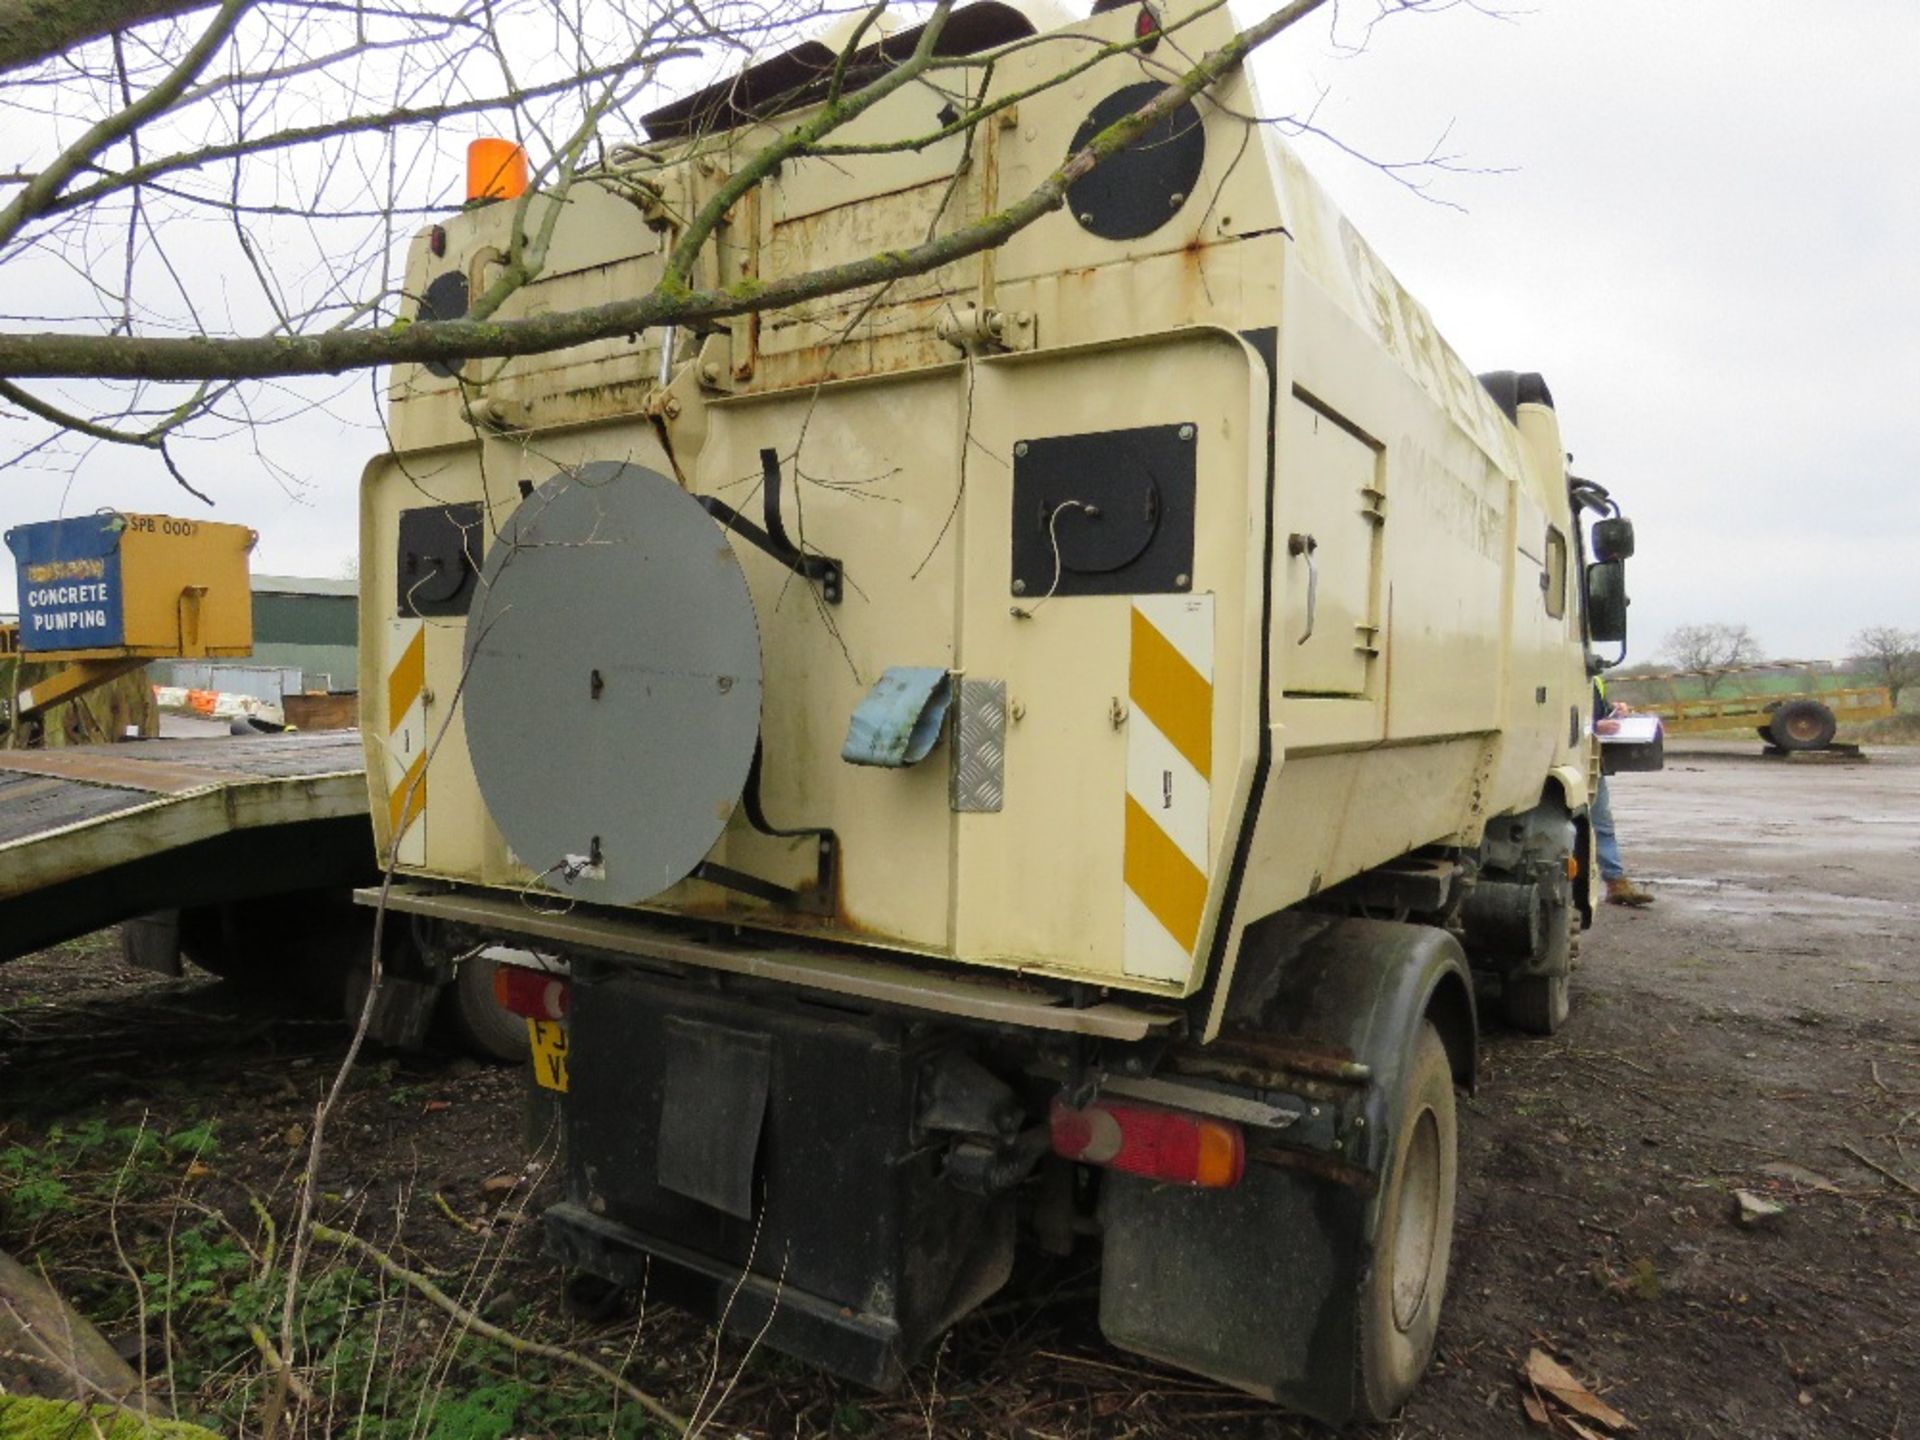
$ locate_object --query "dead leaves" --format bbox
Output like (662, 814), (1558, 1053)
(1519, 1349), (1634, 1437)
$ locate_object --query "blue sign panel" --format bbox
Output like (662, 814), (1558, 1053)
(5, 516), (126, 652)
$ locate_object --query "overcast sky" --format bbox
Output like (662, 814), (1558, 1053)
(5, 1), (1915, 664)
(1259, 0), (1920, 661)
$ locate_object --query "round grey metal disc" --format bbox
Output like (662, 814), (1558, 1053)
(463, 461), (762, 905)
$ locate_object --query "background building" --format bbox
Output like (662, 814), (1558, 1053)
(155, 573), (357, 701)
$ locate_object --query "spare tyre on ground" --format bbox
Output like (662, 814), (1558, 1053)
(1767, 698), (1838, 752)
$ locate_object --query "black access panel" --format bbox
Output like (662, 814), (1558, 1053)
(1009, 423), (1197, 598)
(395, 501), (484, 617)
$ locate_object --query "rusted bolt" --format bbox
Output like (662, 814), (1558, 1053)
(700, 362), (721, 384)
(1169, 192), (1185, 208)
(1078, 212), (1094, 225)
(1174, 573), (1190, 590)
(1011, 578), (1028, 596)
(662, 395), (682, 419)
(1014, 440), (1030, 458)
(716, 675), (734, 693)
(1178, 423), (1195, 440)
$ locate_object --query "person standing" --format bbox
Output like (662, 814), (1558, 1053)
(1593, 682), (1655, 906)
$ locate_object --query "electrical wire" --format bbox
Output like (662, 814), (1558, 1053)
(1010, 499), (1093, 620)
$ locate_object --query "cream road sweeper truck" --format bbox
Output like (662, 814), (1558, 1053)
(355, 0), (1643, 1420)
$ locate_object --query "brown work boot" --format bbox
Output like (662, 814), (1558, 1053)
(1606, 877), (1655, 908)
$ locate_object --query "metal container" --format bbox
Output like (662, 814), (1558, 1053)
(6, 513), (255, 660)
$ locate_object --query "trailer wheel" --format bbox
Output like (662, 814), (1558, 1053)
(176, 894), (358, 1012)
(1357, 1021), (1458, 1421)
(1767, 699), (1837, 751)
(444, 952), (532, 1063)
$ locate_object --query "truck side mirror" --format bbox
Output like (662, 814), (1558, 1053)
(1590, 516), (1634, 562)
(1586, 560), (1628, 642)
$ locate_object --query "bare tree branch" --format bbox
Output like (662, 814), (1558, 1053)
(0, 0), (215, 75)
(0, 0), (1332, 385)
(0, 0), (251, 248)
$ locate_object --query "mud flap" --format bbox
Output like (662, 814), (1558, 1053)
(1100, 1164), (1367, 1425)
(655, 1018), (770, 1220)
(549, 956), (1015, 1389)
(1097, 913), (1476, 1425)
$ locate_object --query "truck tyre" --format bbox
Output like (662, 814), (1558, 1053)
(1767, 699), (1836, 751)
(1357, 1021), (1458, 1421)
(445, 952), (532, 1063)
(1502, 971), (1568, 1035)
(1500, 873), (1573, 1035)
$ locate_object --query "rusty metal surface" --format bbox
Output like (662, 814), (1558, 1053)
(362, 881), (1184, 1042)
(0, 732), (366, 881)
(1200, 1030), (1374, 1084)
(0, 731), (362, 799)
(281, 692), (360, 731)
(1, 730), (372, 962)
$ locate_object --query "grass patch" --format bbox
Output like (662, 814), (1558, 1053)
(0, 1110), (692, 1438)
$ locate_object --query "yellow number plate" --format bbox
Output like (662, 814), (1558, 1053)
(528, 1019), (570, 1093)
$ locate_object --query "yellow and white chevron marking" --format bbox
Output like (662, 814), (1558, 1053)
(1123, 594), (1214, 982)
(385, 618), (427, 866)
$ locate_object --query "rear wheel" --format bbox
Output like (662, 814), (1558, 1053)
(1768, 699), (1836, 751)
(1356, 1022), (1458, 1420)
(444, 952), (532, 1062)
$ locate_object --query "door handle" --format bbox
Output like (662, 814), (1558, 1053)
(1288, 532), (1319, 645)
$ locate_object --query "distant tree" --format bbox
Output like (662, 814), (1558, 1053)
(1664, 623), (1763, 695)
(1848, 625), (1920, 708)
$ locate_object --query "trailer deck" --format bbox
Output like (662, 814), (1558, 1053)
(0, 732), (372, 960)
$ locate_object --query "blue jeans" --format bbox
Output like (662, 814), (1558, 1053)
(1590, 775), (1625, 882)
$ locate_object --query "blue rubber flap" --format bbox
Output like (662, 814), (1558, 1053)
(841, 665), (952, 768)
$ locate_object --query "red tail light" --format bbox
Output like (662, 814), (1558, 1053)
(1134, 3), (1162, 51)
(491, 963), (568, 1021)
(1049, 1097), (1245, 1188)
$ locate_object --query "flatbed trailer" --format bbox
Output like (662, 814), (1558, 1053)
(0, 732), (372, 962)
(1640, 685), (1892, 751)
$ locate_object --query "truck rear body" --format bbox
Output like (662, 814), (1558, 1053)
(358, 0), (1630, 1418)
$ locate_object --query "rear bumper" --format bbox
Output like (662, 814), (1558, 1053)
(357, 880), (1181, 1039)
(546, 1202), (906, 1388)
